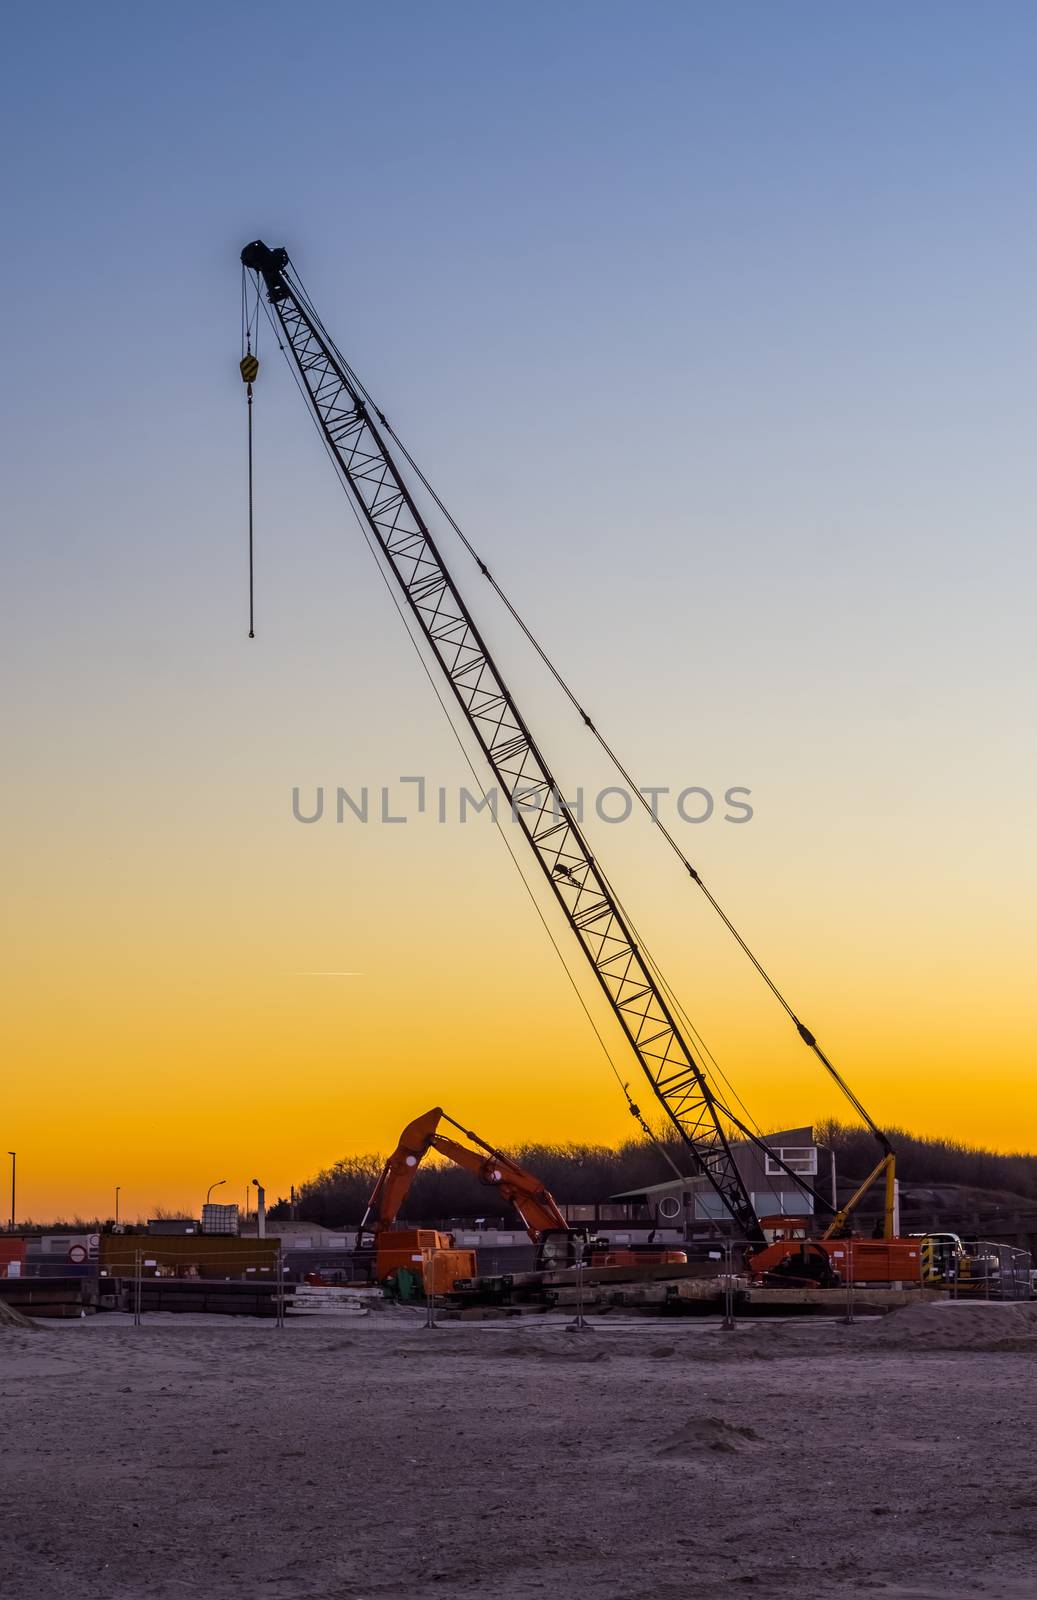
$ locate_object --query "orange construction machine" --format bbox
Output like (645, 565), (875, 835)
(748, 1218), (922, 1286)
(356, 1108), (685, 1297)
(356, 1107), (575, 1292)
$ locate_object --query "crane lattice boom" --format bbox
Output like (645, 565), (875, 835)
(242, 239), (769, 1239)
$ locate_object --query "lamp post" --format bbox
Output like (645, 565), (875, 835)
(8, 1152), (15, 1232)
(812, 1144), (838, 1215)
(252, 1178), (266, 1239)
(206, 1178), (226, 1207)
(115, 1186), (121, 1226)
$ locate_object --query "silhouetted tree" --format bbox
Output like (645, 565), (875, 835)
(281, 1122), (1037, 1228)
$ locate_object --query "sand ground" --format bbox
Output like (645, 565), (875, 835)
(1, 1301), (1036, 1600)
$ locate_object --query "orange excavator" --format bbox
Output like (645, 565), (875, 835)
(357, 1108), (685, 1297)
(358, 1108), (568, 1244)
(356, 1107), (576, 1291)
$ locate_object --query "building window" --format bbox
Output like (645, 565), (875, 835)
(763, 1147), (818, 1177)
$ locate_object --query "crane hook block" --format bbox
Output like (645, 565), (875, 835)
(240, 353), (259, 384)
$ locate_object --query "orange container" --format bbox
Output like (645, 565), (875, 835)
(751, 1235), (921, 1285)
(375, 1228), (453, 1280)
(821, 1238), (922, 1282)
(423, 1249), (477, 1293)
(591, 1249), (688, 1268)
(0, 1237), (26, 1274)
(375, 1229), (476, 1292)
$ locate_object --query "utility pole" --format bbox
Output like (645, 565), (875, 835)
(8, 1152), (15, 1231)
(115, 1185), (121, 1225)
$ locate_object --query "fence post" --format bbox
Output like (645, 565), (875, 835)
(843, 1240), (855, 1325)
(276, 1248), (285, 1328)
(567, 1238), (588, 1331)
(424, 1249), (437, 1329)
(133, 1249), (142, 1327)
(721, 1239), (736, 1331)
(573, 1256), (587, 1330)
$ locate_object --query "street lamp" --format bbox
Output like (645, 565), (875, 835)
(8, 1152), (15, 1232)
(115, 1186), (121, 1225)
(206, 1178), (226, 1207)
(251, 1177), (266, 1239)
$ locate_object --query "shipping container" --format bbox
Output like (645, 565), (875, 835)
(0, 1237), (27, 1277)
(100, 1234), (280, 1280)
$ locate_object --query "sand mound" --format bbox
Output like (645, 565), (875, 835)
(398, 1334), (609, 1362)
(857, 1301), (1037, 1353)
(506, 1343), (609, 1362)
(656, 1416), (763, 1457)
(0, 1299), (39, 1331)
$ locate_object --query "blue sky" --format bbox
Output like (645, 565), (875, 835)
(5, 3), (1033, 673)
(2, 3), (1036, 1208)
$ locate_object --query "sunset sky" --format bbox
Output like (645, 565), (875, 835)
(3, 4), (1035, 1220)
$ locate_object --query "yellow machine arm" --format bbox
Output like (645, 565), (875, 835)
(821, 1151), (896, 1240)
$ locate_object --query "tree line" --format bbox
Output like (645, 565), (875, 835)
(269, 1121), (1037, 1227)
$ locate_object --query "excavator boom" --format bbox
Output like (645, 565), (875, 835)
(429, 1131), (569, 1240)
(356, 1108), (570, 1248)
(355, 1107), (444, 1249)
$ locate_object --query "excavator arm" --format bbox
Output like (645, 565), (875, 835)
(355, 1108), (569, 1248)
(429, 1129), (569, 1241)
(355, 1107), (444, 1249)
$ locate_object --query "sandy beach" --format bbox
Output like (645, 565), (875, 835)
(2, 1302), (1036, 1600)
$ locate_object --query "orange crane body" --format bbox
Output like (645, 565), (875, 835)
(749, 1229), (923, 1286)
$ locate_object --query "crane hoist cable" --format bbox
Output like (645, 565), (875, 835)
(283, 266), (888, 1157)
(258, 291), (706, 1184)
(252, 260), (835, 1221)
(256, 285), (792, 1196)
(242, 240), (866, 1238)
(275, 282), (767, 1150)
(240, 267), (262, 638)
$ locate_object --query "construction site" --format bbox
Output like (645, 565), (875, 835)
(1, 1113), (1033, 1325)
(6, 8), (1037, 1593)
(4, 234), (1037, 1600)
(3, 237), (1033, 1335)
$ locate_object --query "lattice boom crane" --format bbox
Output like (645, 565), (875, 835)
(240, 238), (861, 1250)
